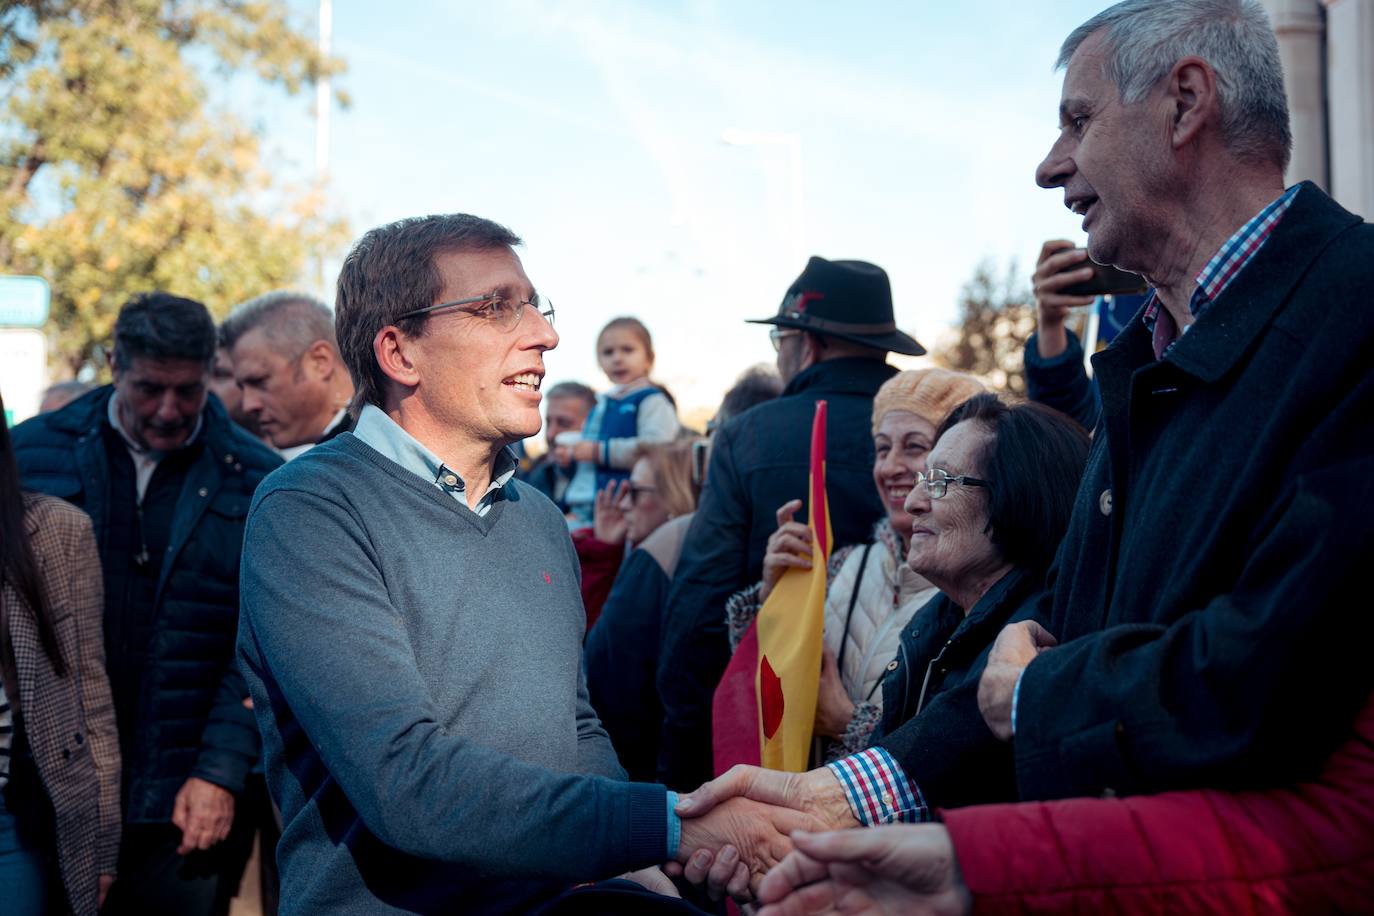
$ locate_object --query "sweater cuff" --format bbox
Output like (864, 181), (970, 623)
(665, 791), (681, 859)
(625, 782), (671, 865)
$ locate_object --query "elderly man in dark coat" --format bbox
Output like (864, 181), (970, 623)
(675, 0), (1374, 877)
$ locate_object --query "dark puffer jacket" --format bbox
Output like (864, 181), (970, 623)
(12, 386), (280, 822)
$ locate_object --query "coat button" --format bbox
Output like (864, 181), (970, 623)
(224, 454), (234, 464)
(74, 732), (84, 745)
(886, 660), (899, 672)
(62, 748), (72, 760)
(198, 487), (209, 497)
(1099, 489), (1113, 516)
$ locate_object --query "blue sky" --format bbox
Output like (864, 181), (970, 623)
(247, 0), (1109, 418)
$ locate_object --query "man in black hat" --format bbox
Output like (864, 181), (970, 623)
(655, 256), (923, 790)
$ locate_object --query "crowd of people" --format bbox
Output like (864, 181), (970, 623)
(1, 0), (1372, 914)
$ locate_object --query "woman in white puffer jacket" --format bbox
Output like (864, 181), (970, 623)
(725, 367), (985, 759)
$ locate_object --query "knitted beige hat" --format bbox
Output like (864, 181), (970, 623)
(872, 368), (986, 434)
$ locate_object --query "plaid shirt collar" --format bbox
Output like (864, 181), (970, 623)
(1142, 183), (1302, 359)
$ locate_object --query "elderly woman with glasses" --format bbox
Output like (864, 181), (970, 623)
(681, 392), (1091, 900)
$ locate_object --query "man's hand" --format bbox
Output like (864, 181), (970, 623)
(756, 825), (972, 916)
(815, 647), (857, 740)
(677, 796), (828, 898)
(593, 479), (630, 544)
(978, 620), (1058, 741)
(762, 498), (812, 603)
(171, 776), (235, 855)
(98, 875), (115, 908)
(1032, 240), (1097, 360)
(678, 765), (860, 831)
(619, 866), (681, 897)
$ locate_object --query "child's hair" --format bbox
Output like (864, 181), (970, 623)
(596, 315), (676, 405)
(597, 316), (655, 365)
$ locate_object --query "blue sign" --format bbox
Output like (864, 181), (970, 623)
(0, 275), (51, 327)
(1097, 292), (1150, 346)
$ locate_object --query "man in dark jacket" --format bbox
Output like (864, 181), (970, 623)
(13, 292), (281, 914)
(656, 256), (924, 789)
(673, 0), (1374, 877)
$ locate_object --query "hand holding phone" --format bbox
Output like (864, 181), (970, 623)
(1059, 251), (1146, 297)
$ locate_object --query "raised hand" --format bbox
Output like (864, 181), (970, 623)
(1031, 239), (1097, 360)
(762, 498), (812, 602)
(756, 825), (972, 916)
(677, 796), (828, 898)
(592, 479), (631, 544)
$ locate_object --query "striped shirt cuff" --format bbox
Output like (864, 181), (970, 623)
(827, 747), (930, 826)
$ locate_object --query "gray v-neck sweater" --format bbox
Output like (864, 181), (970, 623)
(237, 433), (666, 915)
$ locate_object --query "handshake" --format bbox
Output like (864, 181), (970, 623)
(638, 765), (970, 915)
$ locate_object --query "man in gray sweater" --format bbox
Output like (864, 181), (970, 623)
(237, 214), (810, 914)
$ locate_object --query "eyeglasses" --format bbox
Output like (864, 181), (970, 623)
(916, 468), (992, 500)
(769, 327), (801, 353)
(396, 292), (555, 332)
(626, 484), (657, 505)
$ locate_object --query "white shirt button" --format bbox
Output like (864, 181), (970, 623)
(1099, 488), (1113, 516)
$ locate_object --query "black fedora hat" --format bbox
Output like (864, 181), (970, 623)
(745, 256), (925, 356)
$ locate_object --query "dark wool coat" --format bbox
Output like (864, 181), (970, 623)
(1013, 184), (1374, 801)
(11, 388), (280, 821)
(1, 495), (120, 916)
(656, 357), (894, 789)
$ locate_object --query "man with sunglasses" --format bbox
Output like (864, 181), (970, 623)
(220, 291), (356, 453)
(236, 214), (815, 914)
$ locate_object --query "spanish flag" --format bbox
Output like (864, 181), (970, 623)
(755, 400), (831, 771)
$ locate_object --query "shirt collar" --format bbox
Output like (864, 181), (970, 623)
(352, 404), (518, 499)
(1142, 183), (1302, 358)
(105, 391), (203, 458)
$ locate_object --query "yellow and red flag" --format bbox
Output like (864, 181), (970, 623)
(755, 400), (832, 771)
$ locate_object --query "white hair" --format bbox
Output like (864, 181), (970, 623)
(1058, 0), (1292, 171)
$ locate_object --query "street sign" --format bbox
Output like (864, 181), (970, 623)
(0, 275), (51, 327)
(0, 328), (47, 426)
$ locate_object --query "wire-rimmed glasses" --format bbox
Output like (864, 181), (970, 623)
(916, 468), (992, 499)
(396, 292), (554, 332)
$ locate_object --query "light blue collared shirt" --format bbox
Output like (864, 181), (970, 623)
(352, 404), (517, 517)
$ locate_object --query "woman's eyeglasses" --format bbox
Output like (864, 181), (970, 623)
(916, 468), (992, 499)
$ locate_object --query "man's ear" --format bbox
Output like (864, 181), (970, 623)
(303, 340), (337, 381)
(801, 332), (826, 370)
(1167, 56), (1219, 151)
(373, 326), (421, 390)
(107, 350), (119, 381)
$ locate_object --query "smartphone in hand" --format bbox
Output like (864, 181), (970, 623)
(1060, 250), (1147, 296)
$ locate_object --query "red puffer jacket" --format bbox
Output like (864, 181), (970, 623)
(944, 692), (1374, 913)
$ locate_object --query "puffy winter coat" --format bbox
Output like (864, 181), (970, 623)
(823, 520), (936, 711)
(945, 689), (1374, 913)
(11, 387), (280, 821)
